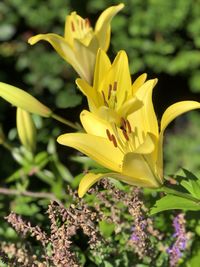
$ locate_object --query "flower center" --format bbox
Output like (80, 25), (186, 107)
(70, 16), (93, 44)
(106, 118), (143, 154)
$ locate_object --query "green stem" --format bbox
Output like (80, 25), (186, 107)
(161, 186), (200, 203)
(51, 113), (81, 131)
(2, 141), (13, 152)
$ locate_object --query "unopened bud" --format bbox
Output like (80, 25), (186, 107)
(16, 108), (36, 152)
(0, 82), (51, 117)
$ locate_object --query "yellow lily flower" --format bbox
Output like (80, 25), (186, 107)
(57, 93), (200, 198)
(76, 49), (149, 125)
(28, 4), (124, 84)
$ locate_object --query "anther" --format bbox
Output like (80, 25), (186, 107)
(71, 22), (75, 32)
(102, 91), (108, 106)
(122, 130), (129, 141)
(108, 84), (112, 100)
(111, 134), (118, 147)
(121, 117), (126, 130)
(113, 81), (117, 91)
(106, 129), (112, 141)
(126, 119), (132, 133)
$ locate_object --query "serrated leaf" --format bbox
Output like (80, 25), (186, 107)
(150, 195), (200, 215)
(181, 180), (200, 200)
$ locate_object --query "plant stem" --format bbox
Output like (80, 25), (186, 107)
(161, 186), (200, 203)
(0, 187), (64, 207)
(51, 113), (81, 131)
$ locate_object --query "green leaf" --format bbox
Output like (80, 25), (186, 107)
(181, 179), (200, 200)
(99, 220), (115, 238)
(150, 195), (200, 215)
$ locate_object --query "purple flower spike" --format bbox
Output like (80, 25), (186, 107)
(167, 213), (187, 267)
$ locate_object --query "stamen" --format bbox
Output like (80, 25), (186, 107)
(71, 22), (75, 32)
(113, 81), (117, 91)
(111, 134), (118, 147)
(108, 84), (112, 100)
(102, 91), (108, 106)
(106, 129), (112, 141)
(126, 119), (132, 133)
(85, 18), (90, 27)
(121, 117), (126, 130)
(122, 130), (129, 141)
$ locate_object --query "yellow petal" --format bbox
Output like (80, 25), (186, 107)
(95, 3), (124, 51)
(93, 49), (111, 89)
(134, 133), (156, 154)
(78, 172), (104, 197)
(117, 96), (143, 118)
(80, 110), (113, 137)
(28, 34), (87, 80)
(131, 73), (147, 95)
(107, 172), (160, 188)
(16, 108), (36, 152)
(73, 39), (98, 83)
(160, 101), (200, 133)
(0, 82), (51, 117)
(76, 79), (102, 112)
(122, 153), (160, 187)
(157, 101), (200, 178)
(128, 79), (158, 138)
(57, 133), (123, 172)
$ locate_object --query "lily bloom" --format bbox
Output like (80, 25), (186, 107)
(28, 4), (124, 84)
(57, 85), (200, 197)
(76, 49), (149, 125)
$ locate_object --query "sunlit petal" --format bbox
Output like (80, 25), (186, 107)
(131, 73), (147, 94)
(122, 152), (160, 187)
(93, 49), (111, 89)
(57, 133), (123, 172)
(95, 3), (124, 51)
(157, 101), (200, 178)
(78, 172), (105, 197)
(128, 79), (158, 138)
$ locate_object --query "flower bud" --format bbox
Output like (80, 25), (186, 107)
(16, 108), (37, 152)
(0, 82), (51, 117)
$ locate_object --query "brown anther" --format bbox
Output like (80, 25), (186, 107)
(122, 130), (129, 141)
(113, 81), (117, 91)
(71, 22), (75, 32)
(108, 84), (112, 100)
(126, 119), (132, 133)
(106, 129), (112, 141)
(121, 117), (126, 130)
(102, 91), (108, 106)
(111, 134), (118, 147)
(85, 18), (90, 27)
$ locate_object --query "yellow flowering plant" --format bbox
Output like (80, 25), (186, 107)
(28, 4), (124, 84)
(57, 90), (200, 197)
